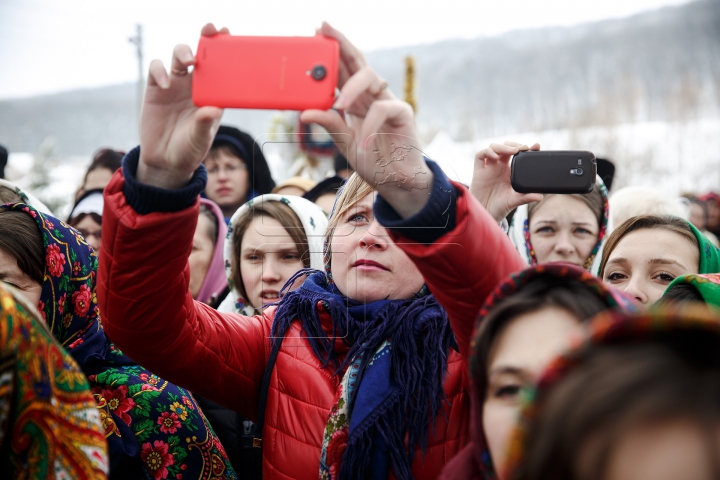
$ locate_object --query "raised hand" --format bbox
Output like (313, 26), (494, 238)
(137, 24), (228, 190)
(301, 24), (430, 219)
(470, 141), (543, 223)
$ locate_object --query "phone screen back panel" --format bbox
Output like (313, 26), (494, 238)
(193, 35), (339, 111)
(511, 151), (597, 194)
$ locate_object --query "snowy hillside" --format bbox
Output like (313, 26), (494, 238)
(425, 119), (720, 195)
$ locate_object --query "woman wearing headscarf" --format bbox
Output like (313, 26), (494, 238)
(203, 125), (276, 221)
(469, 142), (611, 274)
(217, 193), (327, 315)
(97, 22), (525, 479)
(503, 306), (720, 480)
(600, 215), (720, 305)
(0, 282), (108, 479)
(189, 198), (229, 307)
(197, 194), (326, 473)
(438, 263), (637, 480)
(0, 203), (237, 479)
(68, 189), (104, 254)
(662, 273), (720, 307)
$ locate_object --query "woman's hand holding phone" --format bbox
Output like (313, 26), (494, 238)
(135, 20), (431, 220)
(471, 141), (543, 223)
(137, 24), (227, 190)
(301, 26), (431, 219)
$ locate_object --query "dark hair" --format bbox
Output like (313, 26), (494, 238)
(661, 282), (704, 305)
(0, 145), (7, 179)
(206, 125), (276, 195)
(333, 150), (352, 175)
(68, 212), (102, 228)
(517, 328), (720, 480)
(85, 148), (123, 177)
(231, 200), (309, 306)
(198, 204), (219, 246)
(472, 276), (609, 409)
(0, 210), (44, 284)
(600, 215), (698, 277)
(0, 186), (23, 204)
(303, 176), (345, 204)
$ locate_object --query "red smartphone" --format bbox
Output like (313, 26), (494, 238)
(192, 34), (339, 111)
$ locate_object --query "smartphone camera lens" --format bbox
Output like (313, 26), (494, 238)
(570, 167), (584, 175)
(311, 65), (327, 81)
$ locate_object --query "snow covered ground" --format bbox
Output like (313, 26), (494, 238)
(5, 118), (720, 220)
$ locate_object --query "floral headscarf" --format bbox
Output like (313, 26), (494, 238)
(664, 273), (720, 308)
(217, 194), (327, 315)
(508, 177), (611, 274)
(195, 198), (229, 305)
(0, 203), (238, 480)
(503, 305), (720, 480)
(440, 263), (638, 480)
(0, 282), (108, 478)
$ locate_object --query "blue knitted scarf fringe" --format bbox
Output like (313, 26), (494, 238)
(271, 270), (457, 479)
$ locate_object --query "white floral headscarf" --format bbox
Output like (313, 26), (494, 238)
(217, 194), (328, 315)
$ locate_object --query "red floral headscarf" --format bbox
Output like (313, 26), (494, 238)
(0, 203), (237, 479)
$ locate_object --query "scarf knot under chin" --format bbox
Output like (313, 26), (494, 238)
(271, 270), (457, 480)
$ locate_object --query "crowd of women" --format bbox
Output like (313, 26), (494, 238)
(1, 21), (720, 480)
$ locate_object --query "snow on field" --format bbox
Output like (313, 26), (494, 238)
(4, 118), (719, 220)
(424, 119), (720, 195)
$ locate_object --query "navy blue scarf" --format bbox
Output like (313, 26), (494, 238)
(271, 270), (457, 479)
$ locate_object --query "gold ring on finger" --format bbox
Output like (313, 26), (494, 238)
(171, 67), (189, 76)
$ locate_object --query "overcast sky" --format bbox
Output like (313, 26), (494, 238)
(0, 0), (693, 100)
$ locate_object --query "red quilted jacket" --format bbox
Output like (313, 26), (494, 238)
(98, 172), (525, 479)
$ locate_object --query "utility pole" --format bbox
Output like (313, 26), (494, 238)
(128, 24), (144, 130)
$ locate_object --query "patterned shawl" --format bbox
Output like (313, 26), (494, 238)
(0, 203), (237, 480)
(503, 305), (720, 480)
(688, 222), (720, 274)
(0, 282), (108, 478)
(440, 263), (638, 480)
(664, 273), (720, 307)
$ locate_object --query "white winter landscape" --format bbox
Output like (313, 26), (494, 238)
(2, 0), (718, 217)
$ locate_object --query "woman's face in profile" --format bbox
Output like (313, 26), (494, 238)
(529, 195), (599, 267)
(603, 228), (699, 304)
(482, 306), (583, 478)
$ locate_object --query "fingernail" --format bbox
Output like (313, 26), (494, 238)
(519, 144), (529, 150)
(182, 53), (194, 63)
(333, 98), (345, 110)
(160, 80), (170, 89)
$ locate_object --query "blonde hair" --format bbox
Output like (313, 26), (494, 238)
(323, 173), (374, 266)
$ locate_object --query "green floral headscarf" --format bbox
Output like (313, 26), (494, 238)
(664, 274), (720, 308)
(688, 222), (720, 274)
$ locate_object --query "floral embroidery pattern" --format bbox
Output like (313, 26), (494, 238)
(0, 285), (108, 478)
(1, 203), (238, 480)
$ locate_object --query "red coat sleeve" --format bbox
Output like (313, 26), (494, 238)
(97, 171), (268, 419)
(387, 181), (526, 362)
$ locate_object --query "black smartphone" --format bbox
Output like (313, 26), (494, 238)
(510, 150), (596, 194)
